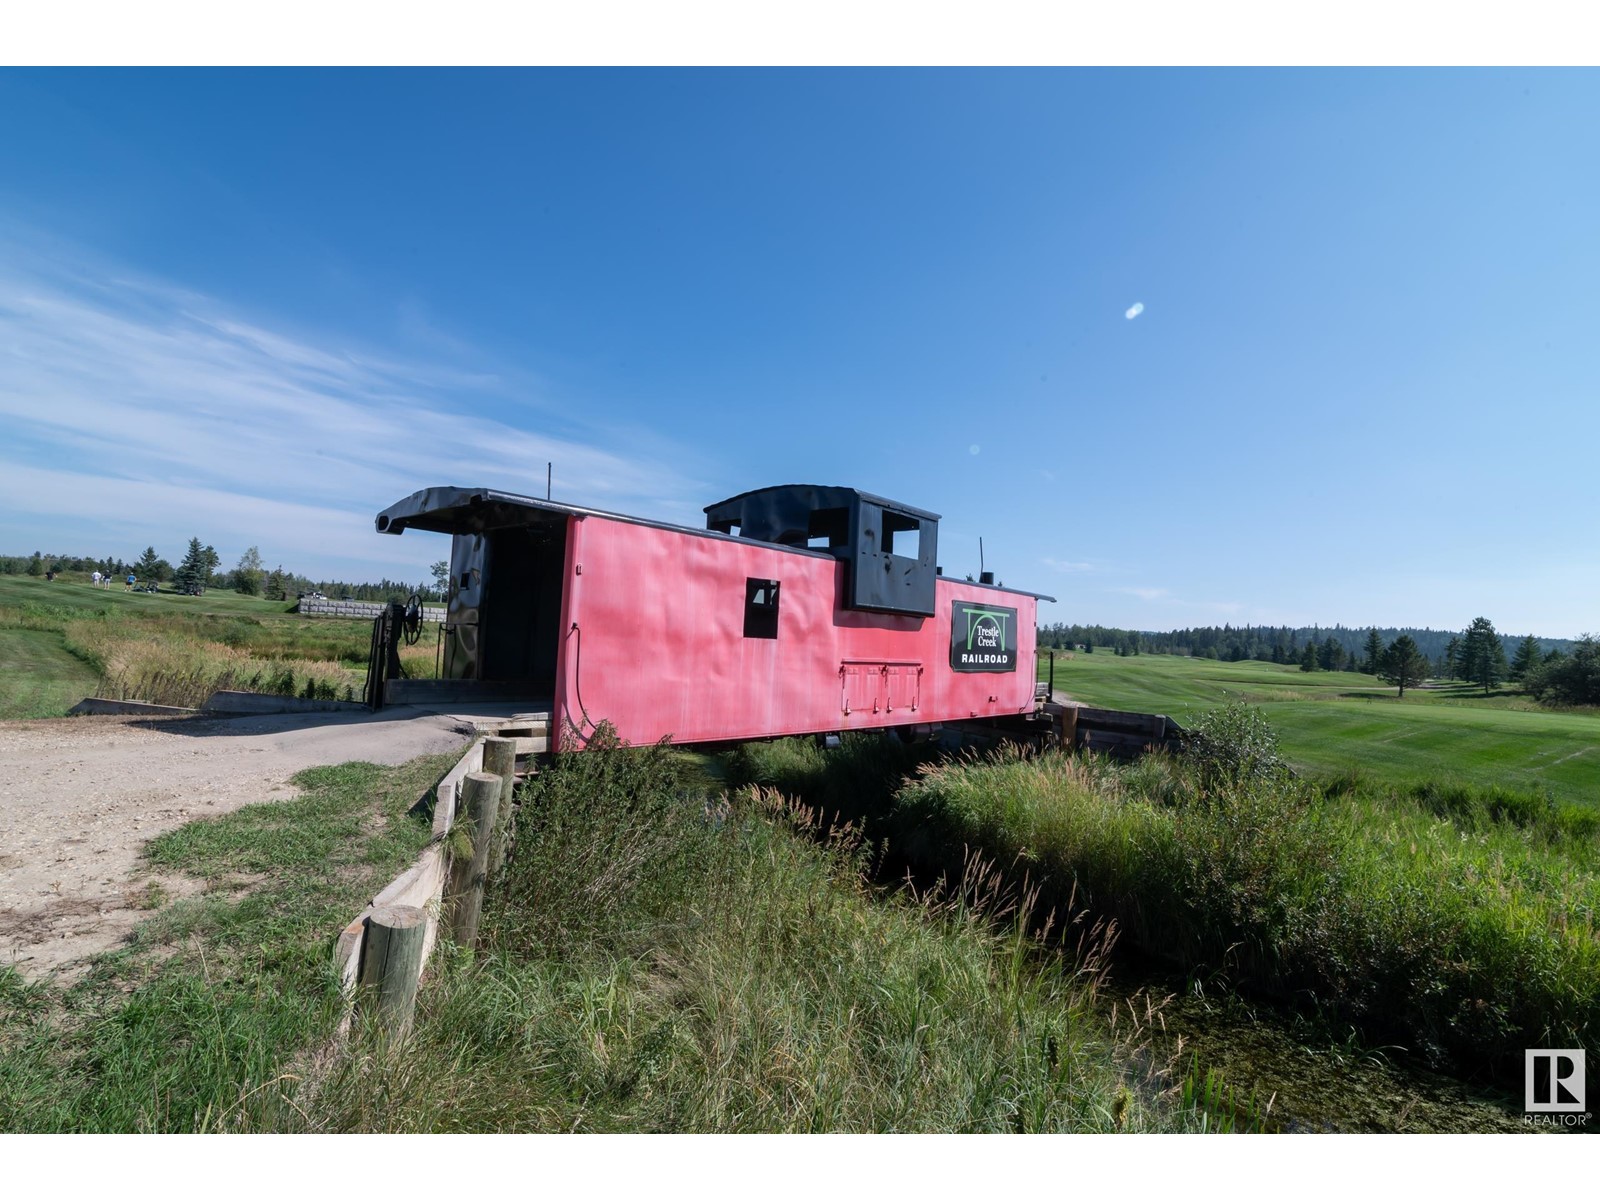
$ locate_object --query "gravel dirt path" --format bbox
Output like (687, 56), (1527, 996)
(0, 709), (473, 980)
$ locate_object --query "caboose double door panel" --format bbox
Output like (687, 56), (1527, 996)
(839, 660), (922, 718)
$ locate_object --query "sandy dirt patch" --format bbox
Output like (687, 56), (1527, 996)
(0, 708), (472, 980)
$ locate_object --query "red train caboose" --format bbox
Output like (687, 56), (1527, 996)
(373, 483), (1053, 750)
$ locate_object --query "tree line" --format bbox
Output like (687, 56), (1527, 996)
(2, 545), (442, 604)
(1040, 618), (1596, 707)
(1039, 621), (1573, 667)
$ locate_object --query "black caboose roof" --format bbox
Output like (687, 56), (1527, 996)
(375, 484), (1053, 606)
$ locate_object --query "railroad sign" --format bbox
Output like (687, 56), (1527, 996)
(950, 600), (1018, 672)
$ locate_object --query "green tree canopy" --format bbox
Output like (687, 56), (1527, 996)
(1319, 636), (1345, 671)
(1379, 635), (1429, 698)
(1363, 628), (1384, 674)
(1524, 635), (1600, 707)
(233, 546), (265, 595)
(133, 546), (163, 580)
(1510, 635), (1542, 682)
(1459, 617), (1508, 695)
(174, 537), (208, 592)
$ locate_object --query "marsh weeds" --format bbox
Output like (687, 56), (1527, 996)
(280, 725), (1219, 1132)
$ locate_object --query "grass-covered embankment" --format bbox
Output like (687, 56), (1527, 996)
(1, 736), (1236, 1133)
(290, 731), (1220, 1132)
(0, 755), (446, 1132)
(735, 711), (1600, 1083)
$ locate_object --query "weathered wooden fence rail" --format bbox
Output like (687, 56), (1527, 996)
(333, 733), (519, 1038)
(1055, 703), (1185, 756)
(299, 597), (446, 621)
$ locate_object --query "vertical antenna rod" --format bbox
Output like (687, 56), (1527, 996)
(546, 462), (552, 501)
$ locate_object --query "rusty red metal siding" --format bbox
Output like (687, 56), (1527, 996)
(553, 514), (1038, 748)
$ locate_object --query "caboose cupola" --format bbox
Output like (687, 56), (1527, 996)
(704, 484), (940, 617)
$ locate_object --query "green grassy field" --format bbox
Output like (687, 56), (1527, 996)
(0, 628), (100, 719)
(0, 572), (299, 619)
(0, 574), (436, 713)
(1039, 651), (1600, 806)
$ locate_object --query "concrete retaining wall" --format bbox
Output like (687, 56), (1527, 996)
(68, 698), (198, 717)
(70, 692), (370, 718)
(201, 690), (369, 716)
(298, 598), (445, 622)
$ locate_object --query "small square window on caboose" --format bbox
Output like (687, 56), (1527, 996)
(744, 578), (780, 639)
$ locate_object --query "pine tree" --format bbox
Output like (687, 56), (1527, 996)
(1459, 617), (1508, 696)
(26, 551), (42, 577)
(1319, 636), (1344, 671)
(1363, 628), (1384, 675)
(1379, 635), (1428, 698)
(134, 546), (163, 580)
(175, 537), (208, 593)
(1443, 635), (1461, 681)
(1510, 635), (1542, 682)
(1300, 641), (1318, 672)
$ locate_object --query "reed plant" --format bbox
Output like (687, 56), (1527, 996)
(0, 598), (405, 709)
(878, 711), (1599, 1079)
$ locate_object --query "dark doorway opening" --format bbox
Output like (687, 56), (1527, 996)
(480, 518), (566, 689)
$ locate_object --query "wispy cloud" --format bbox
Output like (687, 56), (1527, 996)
(0, 232), (707, 576)
(1119, 585), (1169, 601)
(1040, 556), (1098, 573)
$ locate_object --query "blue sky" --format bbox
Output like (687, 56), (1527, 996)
(1, 69), (1596, 635)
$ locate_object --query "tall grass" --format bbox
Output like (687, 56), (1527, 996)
(0, 599), (439, 710)
(287, 728), (1213, 1132)
(881, 726), (1599, 1078)
(730, 710), (1598, 1082)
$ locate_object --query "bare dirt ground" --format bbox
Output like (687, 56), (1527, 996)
(0, 709), (473, 980)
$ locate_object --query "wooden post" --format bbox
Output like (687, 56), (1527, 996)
(481, 736), (517, 879)
(446, 772), (501, 948)
(1059, 704), (1079, 750)
(357, 903), (427, 1040)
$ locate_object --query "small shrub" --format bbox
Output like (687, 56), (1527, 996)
(496, 722), (716, 956)
(1182, 702), (1288, 795)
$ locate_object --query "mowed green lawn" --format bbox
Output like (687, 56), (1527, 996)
(0, 573), (297, 619)
(0, 628), (99, 719)
(1039, 650), (1600, 807)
